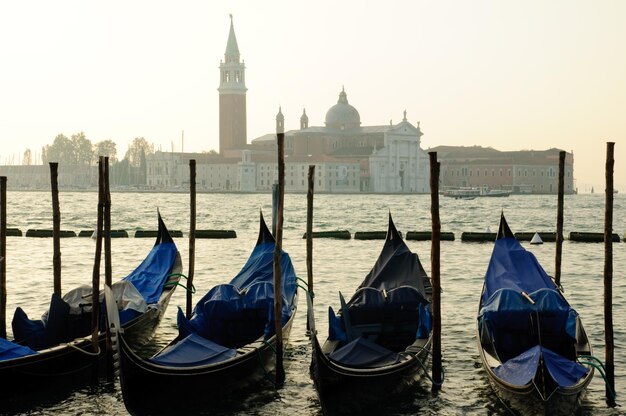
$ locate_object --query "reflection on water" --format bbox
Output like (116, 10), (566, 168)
(1, 192), (624, 415)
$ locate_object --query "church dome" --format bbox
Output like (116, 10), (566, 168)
(325, 88), (361, 130)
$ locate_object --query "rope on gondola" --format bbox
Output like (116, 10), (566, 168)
(67, 342), (101, 357)
(163, 273), (196, 293)
(296, 277), (314, 299)
(400, 346), (445, 387)
(579, 355), (617, 401)
(255, 340), (280, 386)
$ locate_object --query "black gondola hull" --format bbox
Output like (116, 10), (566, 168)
(118, 300), (297, 415)
(0, 284), (177, 399)
(307, 214), (434, 414)
(476, 299), (594, 416)
(310, 330), (431, 414)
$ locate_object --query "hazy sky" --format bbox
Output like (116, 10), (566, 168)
(1, 1), (624, 192)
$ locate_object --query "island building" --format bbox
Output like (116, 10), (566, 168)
(0, 17), (575, 195)
(431, 146), (575, 194)
(146, 16), (430, 193)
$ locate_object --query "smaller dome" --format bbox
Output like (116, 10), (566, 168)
(325, 88), (360, 130)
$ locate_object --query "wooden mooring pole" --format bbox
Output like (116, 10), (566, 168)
(187, 159), (196, 319)
(50, 163), (61, 296)
(306, 165), (315, 331)
(429, 152), (442, 388)
(0, 177), (6, 339)
(273, 120), (286, 385)
(104, 157), (112, 287)
(91, 158), (105, 362)
(555, 151), (565, 288)
(272, 182), (278, 237)
(604, 142), (615, 406)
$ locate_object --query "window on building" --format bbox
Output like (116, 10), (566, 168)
(235, 71), (240, 82)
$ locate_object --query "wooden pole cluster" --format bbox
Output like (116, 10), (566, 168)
(0, 177), (6, 339)
(187, 160), (196, 319)
(429, 152), (442, 387)
(554, 151), (565, 287)
(604, 142), (615, 405)
(50, 163), (62, 296)
(306, 165), (315, 332)
(273, 130), (286, 385)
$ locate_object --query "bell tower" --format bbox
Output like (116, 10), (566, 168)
(219, 15), (247, 155)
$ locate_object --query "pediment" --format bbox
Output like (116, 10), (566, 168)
(387, 120), (421, 137)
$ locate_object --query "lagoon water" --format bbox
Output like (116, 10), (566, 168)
(1, 191), (625, 415)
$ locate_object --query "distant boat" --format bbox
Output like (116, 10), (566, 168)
(481, 189), (512, 197)
(443, 187), (511, 198)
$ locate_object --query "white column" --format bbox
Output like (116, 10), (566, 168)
(393, 140), (402, 192)
(384, 138), (392, 192)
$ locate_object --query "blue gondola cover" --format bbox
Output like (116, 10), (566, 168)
(493, 345), (588, 388)
(174, 227), (297, 350)
(329, 336), (400, 368)
(124, 241), (178, 304)
(149, 333), (236, 367)
(0, 338), (37, 360)
(482, 237), (555, 302)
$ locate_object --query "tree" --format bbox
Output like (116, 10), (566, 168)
(23, 149), (32, 166)
(41, 132), (95, 165)
(42, 134), (73, 164)
(94, 140), (118, 163)
(71, 132), (93, 165)
(124, 137), (154, 167)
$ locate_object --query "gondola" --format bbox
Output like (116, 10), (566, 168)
(477, 213), (593, 414)
(0, 212), (182, 399)
(110, 212), (298, 415)
(308, 213), (433, 414)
